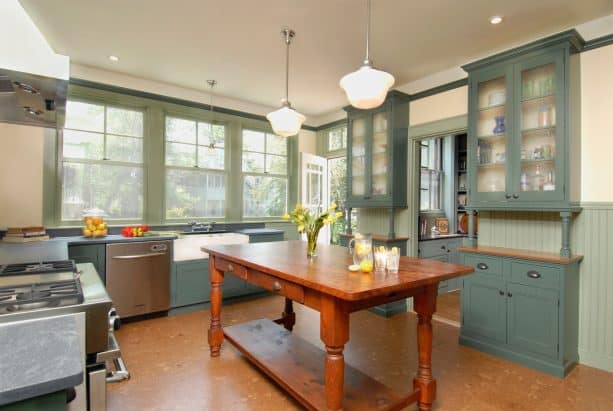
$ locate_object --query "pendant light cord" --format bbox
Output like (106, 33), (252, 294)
(285, 33), (290, 103)
(365, 0), (371, 62)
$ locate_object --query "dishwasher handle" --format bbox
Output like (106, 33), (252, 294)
(111, 252), (167, 260)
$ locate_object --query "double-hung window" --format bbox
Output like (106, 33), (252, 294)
(61, 100), (144, 221)
(164, 116), (226, 219)
(242, 129), (288, 217)
(420, 137), (443, 211)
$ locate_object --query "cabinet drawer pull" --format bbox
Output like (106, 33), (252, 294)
(507, 292), (513, 297)
(513, 193), (519, 199)
(499, 290), (504, 296)
(476, 263), (488, 270)
(441, 245), (446, 250)
(505, 193), (511, 199)
(272, 281), (282, 292)
(527, 270), (541, 279)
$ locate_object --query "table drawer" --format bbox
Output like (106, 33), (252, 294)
(463, 254), (502, 277)
(214, 257), (248, 280)
(247, 271), (305, 303)
(509, 262), (560, 290)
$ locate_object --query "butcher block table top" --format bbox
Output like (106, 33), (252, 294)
(202, 240), (474, 411)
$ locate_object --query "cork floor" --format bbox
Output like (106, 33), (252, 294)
(433, 291), (461, 324)
(108, 295), (613, 411)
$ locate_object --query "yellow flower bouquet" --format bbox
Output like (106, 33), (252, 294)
(283, 203), (344, 257)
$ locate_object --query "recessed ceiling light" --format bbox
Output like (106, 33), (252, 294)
(109, 55), (120, 62)
(490, 16), (503, 25)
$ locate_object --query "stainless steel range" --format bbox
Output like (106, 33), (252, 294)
(0, 259), (128, 410)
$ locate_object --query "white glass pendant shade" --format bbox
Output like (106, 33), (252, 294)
(340, 64), (395, 109)
(266, 103), (306, 137)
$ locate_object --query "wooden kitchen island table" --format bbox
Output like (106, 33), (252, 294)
(202, 241), (474, 411)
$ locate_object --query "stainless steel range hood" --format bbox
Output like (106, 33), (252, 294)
(0, 68), (67, 128)
(0, 0), (69, 128)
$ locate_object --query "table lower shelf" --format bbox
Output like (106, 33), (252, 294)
(224, 318), (418, 411)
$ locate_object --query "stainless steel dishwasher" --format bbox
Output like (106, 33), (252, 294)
(105, 240), (171, 318)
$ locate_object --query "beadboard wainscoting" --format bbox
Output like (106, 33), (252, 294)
(478, 204), (613, 372)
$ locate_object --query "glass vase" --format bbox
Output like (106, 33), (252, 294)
(306, 229), (320, 258)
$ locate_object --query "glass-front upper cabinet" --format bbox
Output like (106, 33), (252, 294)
(465, 34), (580, 210)
(345, 91), (410, 208)
(514, 53), (565, 202)
(471, 67), (512, 202)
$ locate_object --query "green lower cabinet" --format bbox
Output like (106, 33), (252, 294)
(418, 237), (464, 293)
(461, 274), (507, 344)
(68, 244), (106, 283)
(172, 260), (210, 308)
(459, 251), (580, 377)
(0, 390), (67, 411)
(172, 259), (259, 308)
(507, 282), (559, 359)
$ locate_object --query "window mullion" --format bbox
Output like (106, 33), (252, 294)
(103, 106), (108, 160)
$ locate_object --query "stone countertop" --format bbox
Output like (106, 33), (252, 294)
(57, 234), (178, 246)
(235, 228), (285, 235)
(0, 314), (84, 405)
(418, 233), (467, 242)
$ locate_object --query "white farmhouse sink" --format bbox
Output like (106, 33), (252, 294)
(173, 232), (249, 262)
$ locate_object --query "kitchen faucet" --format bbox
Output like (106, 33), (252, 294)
(188, 221), (216, 232)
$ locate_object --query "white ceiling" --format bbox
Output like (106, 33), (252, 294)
(19, 0), (613, 118)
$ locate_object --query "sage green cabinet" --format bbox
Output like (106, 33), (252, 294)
(344, 91), (410, 208)
(464, 32), (582, 211)
(68, 244), (106, 283)
(459, 250), (580, 377)
(462, 273), (507, 344)
(418, 237), (463, 293)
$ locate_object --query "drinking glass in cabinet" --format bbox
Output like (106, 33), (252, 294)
(522, 64), (556, 100)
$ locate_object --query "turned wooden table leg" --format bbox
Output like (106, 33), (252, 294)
(281, 298), (296, 331)
(208, 259), (224, 357)
(320, 295), (349, 411)
(413, 284), (438, 411)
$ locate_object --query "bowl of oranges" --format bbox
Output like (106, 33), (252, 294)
(82, 208), (108, 238)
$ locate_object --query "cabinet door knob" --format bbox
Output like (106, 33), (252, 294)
(476, 263), (488, 270)
(272, 281), (282, 292)
(513, 194), (519, 199)
(527, 270), (541, 279)
(499, 290), (504, 296)
(441, 245), (446, 250)
(507, 292), (513, 297)
(227, 264), (234, 272)
(505, 193), (511, 199)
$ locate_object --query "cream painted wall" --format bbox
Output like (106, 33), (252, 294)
(0, 123), (45, 228)
(298, 129), (317, 155)
(409, 86), (468, 126)
(580, 44), (613, 202)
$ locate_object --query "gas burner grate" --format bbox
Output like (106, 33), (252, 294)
(0, 260), (77, 276)
(0, 279), (84, 313)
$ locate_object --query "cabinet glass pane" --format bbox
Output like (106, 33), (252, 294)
(476, 76), (507, 193)
(351, 118), (366, 196)
(371, 112), (388, 195)
(520, 63), (557, 192)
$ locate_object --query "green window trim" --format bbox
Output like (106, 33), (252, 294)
(43, 83), (299, 227)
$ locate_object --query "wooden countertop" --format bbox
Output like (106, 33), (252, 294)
(458, 245), (583, 264)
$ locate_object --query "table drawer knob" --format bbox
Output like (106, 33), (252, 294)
(527, 270), (541, 279)
(272, 281), (282, 292)
(476, 263), (488, 270)
(227, 264), (234, 272)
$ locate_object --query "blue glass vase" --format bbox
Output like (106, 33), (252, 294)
(493, 116), (506, 134)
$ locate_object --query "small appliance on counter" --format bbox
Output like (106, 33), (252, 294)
(0, 243), (130, 411)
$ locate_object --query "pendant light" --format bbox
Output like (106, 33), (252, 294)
(206, 79), (217, 152)
(266, 28), (306, 137)
(340, 0), (395, 109)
